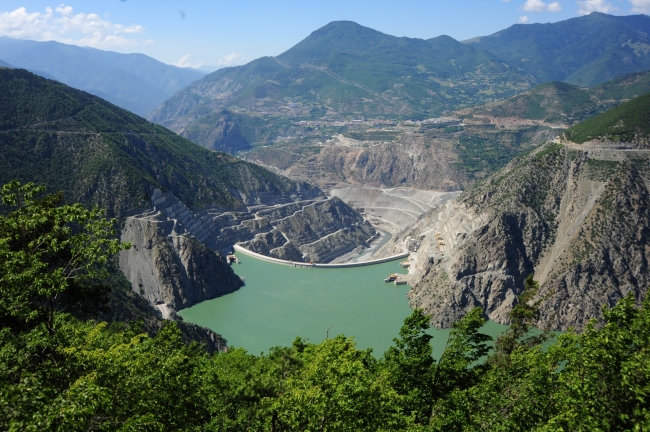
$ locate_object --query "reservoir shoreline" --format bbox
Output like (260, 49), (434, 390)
(179, 252), (510, 357)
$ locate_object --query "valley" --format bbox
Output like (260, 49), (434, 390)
(2, 10), (650, 429)
(3, 11), (650, 337)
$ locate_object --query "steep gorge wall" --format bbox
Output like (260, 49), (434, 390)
(387, 142), (650, 330)
(119, 189), (376, 316)
(239, 197), (377, 262)
(247, 134), (467, 191)
(119, 216), (243, 316)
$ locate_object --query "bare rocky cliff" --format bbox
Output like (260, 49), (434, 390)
(119, 188), (377, 317)
(240, 197), (377, 262)
(245, 133), (467, 191)
(176, 110), (251, 154)
(386, 141), (650, 330)
(119, 215), (244, 318)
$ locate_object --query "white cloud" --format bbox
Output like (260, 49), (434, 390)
(519, 15), (530, 22)
(576, 0), (618, 14)
(218, 52), (247, 66)
(173, 54), (204, 68)
(524, 0), (548, 11)
(523, 0), (563, 12)
(629, 0), (650, 13)
(0, 5), (145, 48)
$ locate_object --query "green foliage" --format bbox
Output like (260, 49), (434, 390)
(0, 186), (648, 429)
(0, 69), (315, 217)
(493, 275), (551, 360)
(546, 295), (650, 430)
(473, 13), (650, 86)
(565, 91), (650, 144)
(382, 309), (436, 423)
(275, 336), (404, 431)
(454, 128), (544, 180)
(0, 181), (127, 333)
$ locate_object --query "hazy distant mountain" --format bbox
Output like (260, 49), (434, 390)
(0, 37), (205, 116)
(0, 58), (11, 68)
(466, 12), (650, 87)
(148, 20), (535, 128)
(462, 70), (650, 125)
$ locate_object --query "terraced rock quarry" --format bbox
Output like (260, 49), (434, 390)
(120, 188), (377, 316)
(240, 197), (377, 262)
(382, 140), (650, 331)
(330, 186), (460, 234)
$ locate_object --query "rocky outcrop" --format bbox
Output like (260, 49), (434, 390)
(245, 133), (468, 191)
(119, 215), (244, 314)
(119, 187), (376, 319)
(387, 142), (650, 330)
(179, 110), (251, 154)
(239, 197), (377, 262)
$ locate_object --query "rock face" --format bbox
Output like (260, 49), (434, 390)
(240, 197), (377, 262)
(178, 110), (251, 154)
(119, 215), (244, 314)
(387, 141), (650, 330)
(246, 133), (468, 191)
(119, 187), (376, 317)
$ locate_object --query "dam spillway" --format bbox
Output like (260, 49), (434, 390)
(232, 244), (409, 268)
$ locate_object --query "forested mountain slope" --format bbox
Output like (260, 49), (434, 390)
(564, 90), (650, 145)
(460, 71), (650, 126)
(467, 12), (650, 86)
(148, 21), (535, 129)
(0, 68), (319, 218)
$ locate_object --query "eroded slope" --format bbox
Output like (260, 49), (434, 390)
(386, 142), (650, 330)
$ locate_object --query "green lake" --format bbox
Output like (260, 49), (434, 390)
(178, 254), (508, 358)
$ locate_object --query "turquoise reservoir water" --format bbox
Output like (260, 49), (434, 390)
(179, 254), (508, 357)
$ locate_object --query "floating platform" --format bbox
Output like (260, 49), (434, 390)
(384, 273), (398, 282)
(394, 274), (411, 285)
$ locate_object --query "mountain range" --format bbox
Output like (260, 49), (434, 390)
(146, 13), (650, 152)
(3, 12), (650, 335)
(0, 37), (205, 116)
(466, 12), (650, 87)
(148, 20), (535, 128)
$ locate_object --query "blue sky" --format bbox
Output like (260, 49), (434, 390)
(0, 0), (648, 68)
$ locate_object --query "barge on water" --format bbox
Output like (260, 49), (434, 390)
(384, 274), (398, 282)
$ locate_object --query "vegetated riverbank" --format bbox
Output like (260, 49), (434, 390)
(178, 253), (508, 357)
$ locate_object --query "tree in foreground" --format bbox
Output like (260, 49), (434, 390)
(0, 181), (127, 333)
(1, 180), (649, 430)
